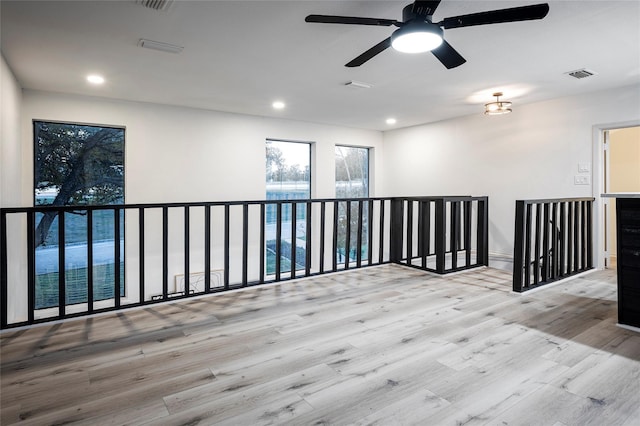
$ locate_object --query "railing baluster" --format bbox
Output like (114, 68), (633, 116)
(162, 206), (168, 301)
(242, 204), (248, 287)
(477, 198), (489, 266)
(423, 201), (431, 267)
(259, 204), (265, 283)
(464, 201), (471, 268)
(551, 202), (558, 280)
(524, 204), (532, 290)
(28, 212), (36, 324)
(586, 200), (593, 269)
(332, 201), (338, 272)
(406, 200), (413, 266)
(581, 201), (587, 270)
(575, 201), (581, 271)
(559, 202), (566, 276)
(567, 202), (574, 275)
(319, 202), (326, 274)
(512, 201), (526, 292)
(345, 201), (351, 269)
(139, 207), (145, 302)
(305, 201), (312, 277)
(356, 200), (363, 268)
(379, 200), (385, 264)
(367, 199), (374, 266)
(184, 206), (190, 295)
(224, 204), (230, 290)
(1, 212), (8, 328)
(276, 203), (282, 281)
(417, 201), (424, 261)
(58, 210), (66, 318)
(204, 205), (211, 293)
(534, 203), (542, 286)
(434, 199), (446, 274)
(450, 201), (458, 270)
(115, 208), (122, 308)
(87, 210), (94, 313)
(291, 202), (297, 279)
(389, 199), (404, 264)
(542, 203), (550, 282)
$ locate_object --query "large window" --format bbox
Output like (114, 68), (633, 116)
(34, 121), (125, 309)
(335, 146), (369, 263)
(265, 140), (311, 275)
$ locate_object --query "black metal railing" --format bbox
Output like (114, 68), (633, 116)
(391, 196), (489, 274)
(512, 197), (594, 292)
(1, 195), (488, 329)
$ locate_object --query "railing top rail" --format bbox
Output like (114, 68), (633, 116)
(0, 195), (489, 214)
(401, 195), (487, 202)
(517, 197), (595, 205)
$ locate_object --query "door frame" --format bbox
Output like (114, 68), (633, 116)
(592, 120), (640, 270)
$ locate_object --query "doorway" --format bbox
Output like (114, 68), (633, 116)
(600, 126), (640, 269)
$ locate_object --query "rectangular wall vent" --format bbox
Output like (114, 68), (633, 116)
(136, 0), (173, 11)
(565, 68), (598, 79)
(175, 270), (224, 294)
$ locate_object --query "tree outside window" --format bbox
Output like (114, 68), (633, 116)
(34, 121), (125, 308)
(335, 146), (369, 263)
(265, 140), (310, 274)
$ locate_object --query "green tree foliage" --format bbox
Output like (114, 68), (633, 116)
(335, 146), (368, 198)
(266, 143), (309, 183)
(335, 146), (370, 260)
(34, 122), (124, 247)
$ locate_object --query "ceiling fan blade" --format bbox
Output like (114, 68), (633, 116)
(439, 3), (550, 29)
(305, 14), (399, 27)
(413, 1), (442, 17)
(431, 41), (466, 69)
(345, 38), (392, 67)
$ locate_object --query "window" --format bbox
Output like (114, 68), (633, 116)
(34, 121), (125, 309)
(335, 146), (369, 198)
(335, 146), (369, 264)
(265, 140), (311, 275)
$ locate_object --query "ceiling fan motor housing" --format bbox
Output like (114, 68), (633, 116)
(402, 4), (433, 22)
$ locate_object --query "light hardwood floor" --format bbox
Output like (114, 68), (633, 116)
(1, 265), (639, 425)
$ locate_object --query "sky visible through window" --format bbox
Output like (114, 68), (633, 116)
(265, 140), (310, 274)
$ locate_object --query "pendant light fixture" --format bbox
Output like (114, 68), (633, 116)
(484, 92), (512, 115)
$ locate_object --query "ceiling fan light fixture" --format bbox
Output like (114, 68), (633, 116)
(391, 22), (443, 54)
(484, 92), (512, 115)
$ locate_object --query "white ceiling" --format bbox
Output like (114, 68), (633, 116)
(2, 0), (639, 131)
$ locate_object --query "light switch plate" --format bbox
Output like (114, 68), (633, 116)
(578, 162), (591, 173)
(574, 175), (590, 185)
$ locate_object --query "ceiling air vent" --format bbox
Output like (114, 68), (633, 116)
(136, 0), (173, 11)
(565, 68), (598, 79)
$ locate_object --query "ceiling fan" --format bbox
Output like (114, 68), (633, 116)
(305, 1), (550, 69)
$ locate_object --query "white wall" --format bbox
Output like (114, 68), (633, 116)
(1, 53), (26, 324)
(382, 84), (640, 257)
(1, 53), (23, 207)
(19, 90), (383, 204)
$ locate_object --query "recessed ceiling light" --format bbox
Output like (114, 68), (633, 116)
(272, 101), (286, 110)
(386, 118), (397, 125)
(87, 75), (105, 85)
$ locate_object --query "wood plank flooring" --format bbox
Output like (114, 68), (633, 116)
(1, 265), (639, 425)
